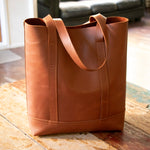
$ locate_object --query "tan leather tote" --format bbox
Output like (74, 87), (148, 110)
(24, 13), (128, 136)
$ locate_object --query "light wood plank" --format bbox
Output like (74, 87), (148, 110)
(125, 98), (150, 134)
(2, 80), (150, 150)
(0, 82), (116, 150)
(93, 122), (150, 150)
(0, 115), (44, 150)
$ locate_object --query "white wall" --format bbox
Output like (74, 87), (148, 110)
(0, 0), (37, 49)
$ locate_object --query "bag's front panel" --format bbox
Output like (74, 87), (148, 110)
(57, 26), (105, 122)
(107, 22), (128, 115)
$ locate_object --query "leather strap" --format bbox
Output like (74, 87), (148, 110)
(92, 14), (109, 119)
(43, 15), (58, 121)
(44, 14), (107, 71)
(89, 14), (108, 54)
(54, 14), (107, 71)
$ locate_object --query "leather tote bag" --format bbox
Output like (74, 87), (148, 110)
(24, 13), (128, 136)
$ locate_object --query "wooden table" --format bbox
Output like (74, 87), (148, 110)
(0, 80), (150, 150)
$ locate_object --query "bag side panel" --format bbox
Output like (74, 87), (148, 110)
(107, 22), (128, 115)
(25, 24), (50, 120)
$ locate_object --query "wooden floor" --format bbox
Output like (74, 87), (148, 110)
(0, 80), (150, 150)
(0, 48), (25, 85)
(0, 11), (150, 150)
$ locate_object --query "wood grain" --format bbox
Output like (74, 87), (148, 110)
(0, 82), (116, 150)
(125, 98), (150, 134)
(1, 80), (150, 150)
(93, 122), (150, 150)
(0, 115), (43, 150)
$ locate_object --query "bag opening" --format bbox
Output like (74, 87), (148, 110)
(25, 16), (128, 29)
(106, 17), (128, 24)
(25, 18), (46, 26)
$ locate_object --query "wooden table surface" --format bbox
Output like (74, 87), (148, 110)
(0, 80), (150, 150)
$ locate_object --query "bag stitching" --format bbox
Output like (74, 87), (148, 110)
(28, 111), (125, 124)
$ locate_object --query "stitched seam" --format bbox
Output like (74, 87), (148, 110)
(100, 42), (104, 118)
(105, 50), (110, 117)
(56, 33), (59, 121)
(96, 41), (102, 120)
(47, 24), (51, 121)
(28, 110), (125, 124)
(54, 30), (58, 121)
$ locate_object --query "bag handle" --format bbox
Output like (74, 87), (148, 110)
(43, 14), (108, 71)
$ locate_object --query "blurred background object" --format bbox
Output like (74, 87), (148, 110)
(145, 0), (150, 7)
(38, 0), (145, 25)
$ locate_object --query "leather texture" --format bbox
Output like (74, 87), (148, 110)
(24, 13), (128, 136)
